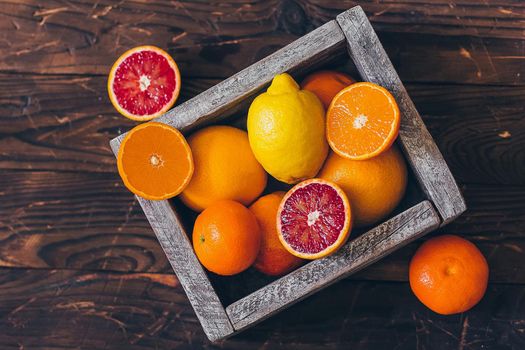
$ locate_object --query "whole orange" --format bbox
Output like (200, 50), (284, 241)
(249, 192), (303, 276)
(180, 125), (267, 212)
(301, 70), (355, 109)
(318, 146), (407, 227)
(409, 235), (489, 315)
(193, 200), (261, 276)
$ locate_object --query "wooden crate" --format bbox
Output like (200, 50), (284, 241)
(109, 6), (466, 342)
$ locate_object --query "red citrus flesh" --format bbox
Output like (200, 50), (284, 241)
(277, 179), (352, 259)
(108, 46), (181, 121)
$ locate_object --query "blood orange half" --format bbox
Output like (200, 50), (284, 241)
(277, 179), (352, 260)
(108, 45), (181, 121)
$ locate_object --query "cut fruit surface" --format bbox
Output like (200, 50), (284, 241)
(108, 45), (181, 121)
(117, 122), (193, 200)
(326, 82), (400, 160)
(277, 179), (352, 260)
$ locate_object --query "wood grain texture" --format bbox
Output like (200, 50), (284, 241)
(226, 201), (440, 330)
(1, 170), (524, 284)
(1, 1), (523, 85)
(108, 19), (351, 341)
(109, 19), (346, 150)
(131, 198), (234, 341)
(108, 12), (454, 337)
(1, 1), (524, 347)
(337, 6), (466, 225)
(3, 73), (524, 185)
(1, 268), (524, 349)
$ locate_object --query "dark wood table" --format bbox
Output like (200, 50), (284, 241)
(1, 1), (524, 349)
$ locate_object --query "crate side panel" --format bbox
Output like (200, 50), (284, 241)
(133, 197), (234, 341)
(336, 6), (466, 225)
(110, 20), (346, 151)
(226, 200), (440, 330)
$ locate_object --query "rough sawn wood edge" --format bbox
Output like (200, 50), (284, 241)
(336, 6), (466, 225)
(126, 203), (234, 339)
(109, 19), (346, 151)
(110, 142), (234, 342)
(108, 5), (463, 341)
(109, 20), (348, 342)
(226, 200), (440, 330)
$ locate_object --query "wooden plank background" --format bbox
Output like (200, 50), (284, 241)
(0, 1), (524, 349)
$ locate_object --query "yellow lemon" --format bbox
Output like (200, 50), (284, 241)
(247, 73), (328, 184)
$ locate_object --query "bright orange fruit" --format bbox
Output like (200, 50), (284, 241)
(180, 126), (267, 212)
(117, 122), (193, 200)
(326, 82), (400, 160)
(193, 200), (261, 276)
(319, 146), (407, 227)
(301, 70), (355, 109)
(409, 235), (489, 315)
(250, 192), (303, 276)
(277, 179), (352, 260)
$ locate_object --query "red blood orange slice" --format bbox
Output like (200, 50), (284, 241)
(277, 179), (352, 260)
(108, 45), (181, 121)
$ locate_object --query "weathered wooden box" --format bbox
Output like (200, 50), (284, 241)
(110, 6), (465, 342)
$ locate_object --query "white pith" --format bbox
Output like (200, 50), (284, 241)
(139, 75), (151, 91)
(353, 114), (368, 129)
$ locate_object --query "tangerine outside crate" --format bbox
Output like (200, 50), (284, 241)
(110, 6), (466, 342)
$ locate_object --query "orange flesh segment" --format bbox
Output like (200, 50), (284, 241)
(327, 82), (400, 160)
(118, 122), (193, 200)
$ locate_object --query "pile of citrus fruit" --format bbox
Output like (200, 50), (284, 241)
(110, 46), (489, 315)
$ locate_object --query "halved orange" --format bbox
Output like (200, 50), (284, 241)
(277, 178), (352, 260)
(326, 82), (400, 160)
(117, 122), (193, 200)
(108, 45), (181, 121)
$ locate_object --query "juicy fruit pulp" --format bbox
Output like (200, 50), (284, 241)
(409, 235), (489, 315)
(180, 125), (267, 212)
(301, 70), (355, 109)
(192, 200), (261, 276)
(117, 122), (193, 200)
(247, 73), (328, 184)
(319, 146), (407, 227)
(250, 192), (303, 276)
(108, 46), (181, 121)
(327, 82), (400, 160)
(277, 179), (352, 259)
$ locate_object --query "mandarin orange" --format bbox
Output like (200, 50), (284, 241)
(193, 200), (261, 276)
(409, 235), (489, 315)
(250, 192), (303, 276)
(301, 70), (355, 109)
(319, 146), (407, 227)
(180, 126), (267, 212)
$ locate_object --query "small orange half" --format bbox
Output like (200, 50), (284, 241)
(117, 122), (193, 200)
(326, 82), (400, 160)
(277, 178), (352, 260)
(108, 45), (181, 121)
